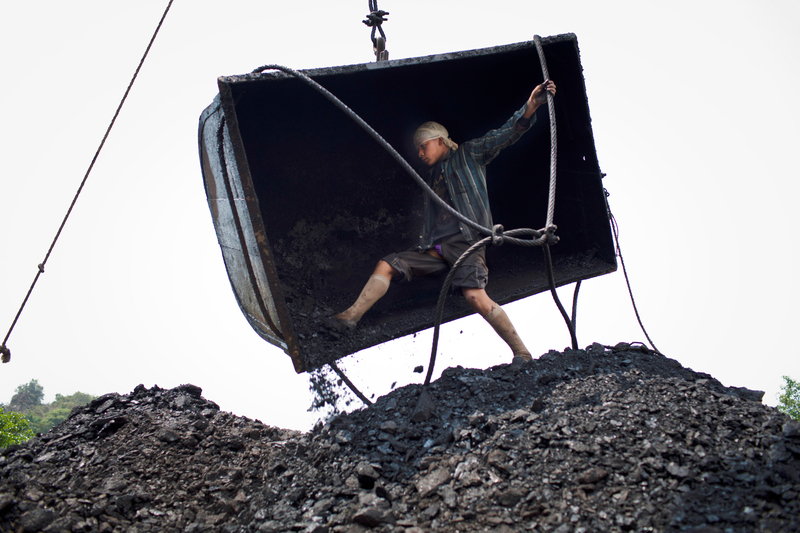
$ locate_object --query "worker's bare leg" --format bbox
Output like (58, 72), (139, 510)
(333, 261), (395, 327)
(462, 287), (532, 363)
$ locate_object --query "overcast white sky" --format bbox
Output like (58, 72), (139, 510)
(1, 1), (798, 431)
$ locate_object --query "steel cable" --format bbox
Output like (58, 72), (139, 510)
(251, 46), (652, 394)
(543, 244), (579, 350)
(571, 280), (582, 331)
(249, 64), (557, 249)
(425, 37), (585, 382)
(535, 34), (579, 352)
(422, 228), (543, 384)
(250, 61), (567, 388)
(534, 36), (558, 228)
(610, 208), (662, 354)
(1, 0), (175, 364)
(330, 360), (372, 405)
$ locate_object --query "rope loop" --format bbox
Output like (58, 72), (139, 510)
(37, 263), (45, 273)
(491, 224), (505, 246)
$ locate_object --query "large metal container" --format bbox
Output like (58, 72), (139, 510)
(198, 33), (616, 373)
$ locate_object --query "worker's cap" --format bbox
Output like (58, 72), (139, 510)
(413, 121), (458, 151)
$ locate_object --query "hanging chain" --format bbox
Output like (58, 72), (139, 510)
(363, 0), (389, 61)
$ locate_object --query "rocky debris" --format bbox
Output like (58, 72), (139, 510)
(1, 344), (798, 533)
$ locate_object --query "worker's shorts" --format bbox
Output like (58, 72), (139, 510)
(382, 233), (488, 290)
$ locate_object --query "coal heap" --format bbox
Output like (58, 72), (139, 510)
(1, 344), (798, 533)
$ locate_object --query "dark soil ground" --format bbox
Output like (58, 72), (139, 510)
(1, 343), (797, 533)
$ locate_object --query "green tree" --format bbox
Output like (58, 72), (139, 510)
(25, 391), (95, 434)
(778, 375), (800, 420)
(0, 407), (35, 447)
(53, 392), (94, 407)
(4, 381), (96, 435)
(9, 379), (44, 411)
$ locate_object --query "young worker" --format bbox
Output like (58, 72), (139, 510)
(332, 80), (557, 364)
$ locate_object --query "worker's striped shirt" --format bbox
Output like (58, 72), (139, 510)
(419, 104), (535, 249)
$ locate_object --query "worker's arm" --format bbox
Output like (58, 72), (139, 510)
(523, 80), (556, 119)
(464, 80), (557, 163)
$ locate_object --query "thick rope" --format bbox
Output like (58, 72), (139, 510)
(249, 64), (556, 249)
(254, 49), (649, 390)
(249, 62), (569, 388)
(534, 35), (580, 354)
(534, 35), (558, 227)
(571, 280), (582, 330)
(329, 360), (373, 406)
(1, 0), (175, 364)
(543, 244), (579, 349)
(422, 228), (545, 384)
(248, 64), (563, 396)
(425, 37), (589, 383)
